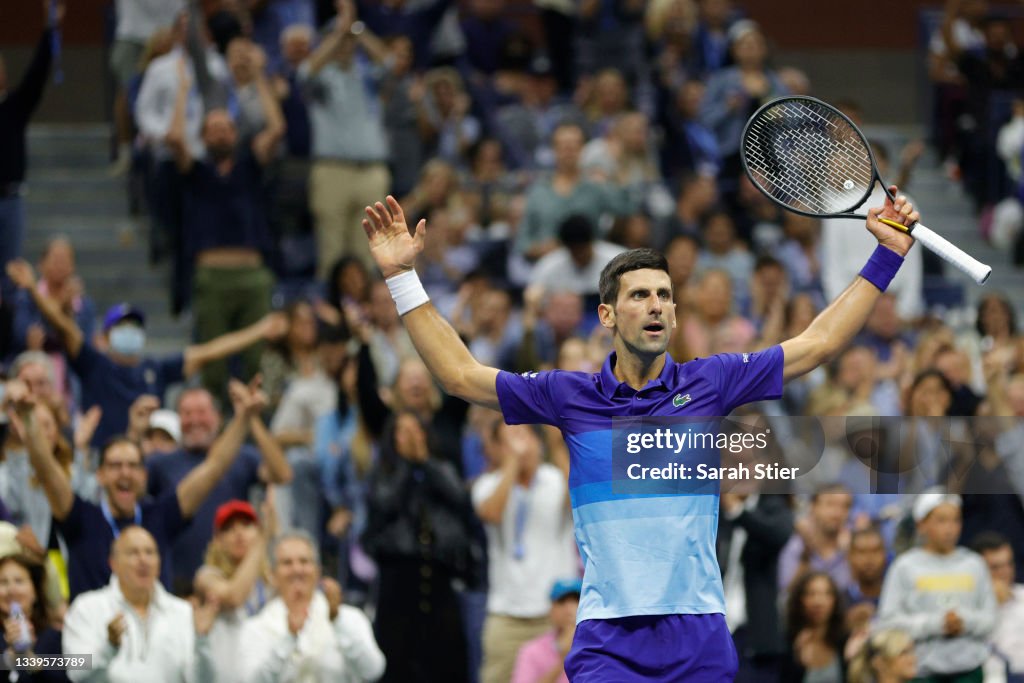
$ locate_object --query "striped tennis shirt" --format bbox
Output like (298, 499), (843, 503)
(495, 346), (784, 622)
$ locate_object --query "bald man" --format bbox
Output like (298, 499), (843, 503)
(62, 526), (216, 683)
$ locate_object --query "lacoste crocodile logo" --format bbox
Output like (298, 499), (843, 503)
(672, 393), (692, 408)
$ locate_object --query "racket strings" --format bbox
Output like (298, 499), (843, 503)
(743, 101), (874, 215)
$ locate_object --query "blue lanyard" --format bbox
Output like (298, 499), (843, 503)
(246, 580), (267, 616)
(100, 496), (141, 539)
(512, 484), (532, 560)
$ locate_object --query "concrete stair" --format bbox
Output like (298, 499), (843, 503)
(22, 125), (191, 356)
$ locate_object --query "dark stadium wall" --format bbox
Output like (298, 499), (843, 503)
(0, 0), (111, 122)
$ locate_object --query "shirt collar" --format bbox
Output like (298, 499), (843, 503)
(598, 352), (676, 397)
(109, 575), (169, 612)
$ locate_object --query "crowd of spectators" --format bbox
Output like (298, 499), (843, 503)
(0, 0), (1023, 681)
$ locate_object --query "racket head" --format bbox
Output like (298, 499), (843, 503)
(741, 96), (893, 219)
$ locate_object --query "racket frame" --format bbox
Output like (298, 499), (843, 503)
(740, 95), (898, 222)
(741, 95), (992, 284)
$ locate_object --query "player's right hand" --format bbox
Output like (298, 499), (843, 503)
(363, 196), (426, 279)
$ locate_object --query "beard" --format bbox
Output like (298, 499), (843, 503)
(182, 429), (216, 452)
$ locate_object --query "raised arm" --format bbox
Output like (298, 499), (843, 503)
(781, 189), (916, 381)
(165, 56), (194, 174)
(195, 533), (267, 609)
(302, 0), (353, 78)
(4, 381), (74, 520)
(249, 45), (286, 166)
(8, 2), (59, 117)
(176, 380), (259, 517)
(249, 404), (293, 484)
(183, 312), (288, 377)
(6, 260), (83, 358)
(363, 197), (500, 410)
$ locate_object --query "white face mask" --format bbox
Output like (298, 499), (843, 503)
(109, 325), (146, 357)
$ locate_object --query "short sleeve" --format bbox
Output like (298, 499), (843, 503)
(495, 370), (564, 427)
(712, 345), (784, 413)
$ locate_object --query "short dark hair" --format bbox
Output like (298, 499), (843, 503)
(598, 248), (670, 305)
(970, 530), (1012, 555)
(850, 525), (885, 549)
(558, 214), (595, 246)
(754, 254), (784, 272)
(99, 436), (142, 467)
(810, 481), (851, 503)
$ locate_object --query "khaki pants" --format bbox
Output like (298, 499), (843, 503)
(309, 160), (390, 279)
(481, 614), (550, 683)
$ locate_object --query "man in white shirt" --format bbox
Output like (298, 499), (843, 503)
(972, 532), (1024, 678)
(472, 422), (577, 683)
(529, 214), (626, 300)
(134, 20), (230, 161)
(239, 530), (386, 683)
(62, 526), (216, 683)
(109, 0), (186, 172)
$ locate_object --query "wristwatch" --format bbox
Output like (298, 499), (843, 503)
(350, 21), (365, 36)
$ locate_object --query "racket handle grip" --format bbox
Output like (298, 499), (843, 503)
(911, 223), (992, 285)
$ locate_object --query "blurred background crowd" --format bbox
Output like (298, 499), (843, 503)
(1, 0), (1024, 681)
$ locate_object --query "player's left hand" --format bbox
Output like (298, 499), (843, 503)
(866, 185), (916, 258)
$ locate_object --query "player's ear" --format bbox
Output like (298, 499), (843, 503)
(597, 302), (615, 330)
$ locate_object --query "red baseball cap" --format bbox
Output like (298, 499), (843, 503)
(213, 500), (258, 532)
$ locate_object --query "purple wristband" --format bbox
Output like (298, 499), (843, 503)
(858, 245), (904, 292)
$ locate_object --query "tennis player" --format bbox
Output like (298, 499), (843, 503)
(362, 188), (916, 681)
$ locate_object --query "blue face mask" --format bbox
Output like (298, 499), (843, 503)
(109, 325), (146, 357)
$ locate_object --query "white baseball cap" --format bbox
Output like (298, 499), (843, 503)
(147, 409), (181, 444)
(912, 492), (962, 523)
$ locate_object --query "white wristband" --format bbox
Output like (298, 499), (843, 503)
(386, 269), (430, 316)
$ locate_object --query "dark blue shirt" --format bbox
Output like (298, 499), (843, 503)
(281, 70), (311, 158)
(70, 343), (184, 446)
(56, 494), (186, 600)
(146, 446), (262, 593)
(180, 149), (272, 262)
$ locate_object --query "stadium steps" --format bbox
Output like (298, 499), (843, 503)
(21, 125), (191, 357)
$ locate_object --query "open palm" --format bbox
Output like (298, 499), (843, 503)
(363, 196), (426, 279)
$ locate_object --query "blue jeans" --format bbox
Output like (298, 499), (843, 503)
(0, 195), (25, 302)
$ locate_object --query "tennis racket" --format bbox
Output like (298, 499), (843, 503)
(740, 96), (992, 284)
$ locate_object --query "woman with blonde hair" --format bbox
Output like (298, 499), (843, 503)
(194, 496), (275, 683)
(847, 629), (916, 683)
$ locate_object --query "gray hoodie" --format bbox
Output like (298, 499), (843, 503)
(877, 546), (997, 676)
